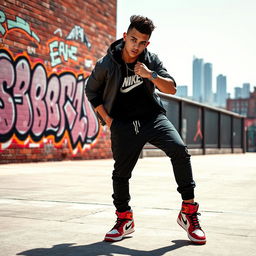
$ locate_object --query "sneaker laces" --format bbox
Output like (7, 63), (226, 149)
(112, 218), (126, 230)
(190, 212), (201, 229)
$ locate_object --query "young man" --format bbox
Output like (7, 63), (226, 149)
(86, 15), (206, 245)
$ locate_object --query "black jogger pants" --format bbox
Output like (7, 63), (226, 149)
(110, 113), (195, 212)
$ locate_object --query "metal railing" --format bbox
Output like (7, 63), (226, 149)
(143, 92), (246, 156)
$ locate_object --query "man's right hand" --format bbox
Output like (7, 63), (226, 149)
(95, 104), (113, 128)
(105, 116), (113, 129)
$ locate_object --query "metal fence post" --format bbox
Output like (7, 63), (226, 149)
(202, 107), (206, 155)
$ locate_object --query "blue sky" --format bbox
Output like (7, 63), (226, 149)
(116, 0), (256, 96)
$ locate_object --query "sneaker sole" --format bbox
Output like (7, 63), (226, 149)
(188, 234), (206, 245)
(104, 228), (135, 242)
(177, 218), (206, 245)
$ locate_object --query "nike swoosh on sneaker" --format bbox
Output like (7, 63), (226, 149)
(125, 222), (133, 230)
(181, 214), (188, 226)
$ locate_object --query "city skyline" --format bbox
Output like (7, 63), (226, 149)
(191, 55), (252, 99)
(116, 0), (256, 96)
(176, 55), (252, 108)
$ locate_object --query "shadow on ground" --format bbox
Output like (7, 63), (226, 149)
(17, 239), (198, 256)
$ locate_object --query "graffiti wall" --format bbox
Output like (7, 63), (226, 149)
(0, 0), (116, 163)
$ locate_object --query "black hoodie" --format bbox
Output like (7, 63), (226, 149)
(110, 40), (163, 120)
(86, 38), (176, 125)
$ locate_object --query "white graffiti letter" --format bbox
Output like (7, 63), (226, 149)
(49, 40), (61, 67)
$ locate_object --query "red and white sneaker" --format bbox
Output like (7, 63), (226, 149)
(177, 202), (206, 244)
(104, 210), (135, 242)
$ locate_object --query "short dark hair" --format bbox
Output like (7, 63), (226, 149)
(127, 15), (155, 37)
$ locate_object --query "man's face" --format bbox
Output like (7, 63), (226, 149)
(123, 28), (150, 62)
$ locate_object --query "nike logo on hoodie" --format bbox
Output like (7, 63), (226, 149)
(120, 75), (143, 93)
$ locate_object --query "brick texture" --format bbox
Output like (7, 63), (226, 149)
(0, 0), (116, 163)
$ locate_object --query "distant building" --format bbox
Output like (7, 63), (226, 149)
(227, 98), (249, 116)
(193, 57), (204, 102)
(213, 93), (217, 104)
(227, 87), (256, 151)
(204, 63), (213, 104)
(242, 83), (250, 98)
(227, 87), (256, 118)
(234, 87), (242, 98)
(192, 57), (213, 104)
(176, 85), (188, 98)
(216, 74), (227, 108)
(233, 83), (251, 99)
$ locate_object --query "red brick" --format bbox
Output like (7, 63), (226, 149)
(0, 0), (116, 164)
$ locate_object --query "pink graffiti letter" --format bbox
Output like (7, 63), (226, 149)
(68, 77), (88, 145)
(45, 75), (60, 132)
(14, 58), (33, 135)
(57, 73), (76, 137)
(0, 58), (15, 134)
(30, 64), (47, 137)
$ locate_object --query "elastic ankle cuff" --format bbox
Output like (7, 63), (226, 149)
(181, 191), (195, 201)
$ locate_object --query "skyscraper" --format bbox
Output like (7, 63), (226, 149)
(216, 74), (227, 108)
(204, 63), (213, 104)
(242, 83), (250, 98)
(193, 57), (204, 102)
(234, 87), (242, 98)
(176, 85), (188, 98)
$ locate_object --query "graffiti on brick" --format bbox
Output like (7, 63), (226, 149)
(0, 9), (92, 68)
(0, 10), (40, 42)
(0, 49), (99, 151)
(48, 38), (78, 67)
(49, 25), (91, 67)
(0, 8), (99, 154)
(66, 25), (91, 50)
(48, 27), (93, 67)
(53, 26), (91, 50)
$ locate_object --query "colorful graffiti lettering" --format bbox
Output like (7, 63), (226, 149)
(0, 9), (93, 69)
(48, 38), (78, 67)
(49, 25), (91, 67)
(0, 49), (99, 151)
(66, 25), (91, 50)
(0, 10), (40, 43)
(0, 11), (5, 36)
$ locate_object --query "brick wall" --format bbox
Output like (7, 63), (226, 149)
(0, 0), (116, 163)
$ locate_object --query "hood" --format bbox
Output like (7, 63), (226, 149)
(107, 38), (124, 65)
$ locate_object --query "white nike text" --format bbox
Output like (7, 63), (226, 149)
(120, 75), (143, 93)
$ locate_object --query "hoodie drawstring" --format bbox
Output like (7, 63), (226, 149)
(133, 120), (141, 135)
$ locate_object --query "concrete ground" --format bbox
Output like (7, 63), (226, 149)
(0, 153), (256, 256)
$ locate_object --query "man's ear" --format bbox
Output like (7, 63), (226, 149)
(123, 32), (127, 41)
(146, 41), (150, 48)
